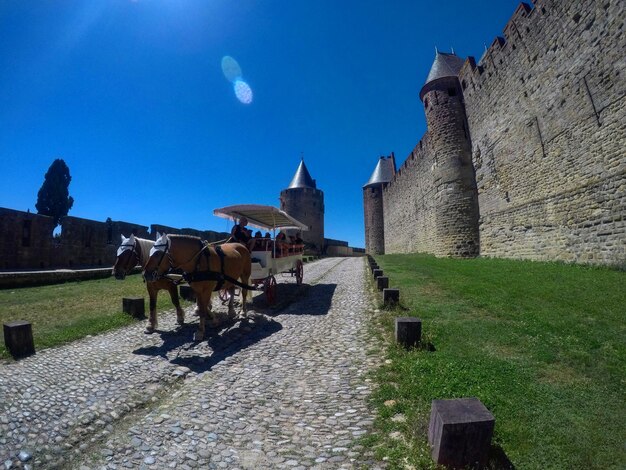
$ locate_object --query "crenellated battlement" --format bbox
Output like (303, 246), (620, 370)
(458, 2), (543, 95)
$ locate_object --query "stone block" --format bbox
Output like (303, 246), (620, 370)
(377, 276), (389, 291)
(395, 317), (421, 348)
(428, 398), (495, 468)
(3, 321), (35, 359)
(122, 297), (145, 318)
(371, 264), (379, 272)
(383, 288), (400, 305)
(372, 269), (383, 278)
(179, 285), (195, 301)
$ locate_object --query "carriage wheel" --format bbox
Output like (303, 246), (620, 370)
(264, 275), (277, 305)
(295, 260), (303, 286)
(219, 289), (231, 304)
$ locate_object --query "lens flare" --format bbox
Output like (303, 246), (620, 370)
(233, 79), (253, 104)
(221, 56), (242, 83)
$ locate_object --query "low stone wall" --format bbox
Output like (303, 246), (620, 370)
(326, 245), (365, 257)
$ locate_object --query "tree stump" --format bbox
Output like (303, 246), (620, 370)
(3, 321), (35, 359)
(122, 297), (145, 318)
(428, 398), (495, 468)
(395, 317), (421, 348)
(377, 276), (389, 291)
(383, 288), (400, 305)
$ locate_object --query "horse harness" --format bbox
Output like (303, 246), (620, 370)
(161, 240), (259, 291)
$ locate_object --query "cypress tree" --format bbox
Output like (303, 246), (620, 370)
(35, 158), (75, 227)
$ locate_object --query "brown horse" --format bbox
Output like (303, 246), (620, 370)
(112, 233), (186, 333)
(143, 234), (252, 341)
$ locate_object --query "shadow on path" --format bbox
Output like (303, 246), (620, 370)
(253, 283), (337, 316)
(133, 314), (282, 373)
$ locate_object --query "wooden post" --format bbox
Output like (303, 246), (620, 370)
(428, 398), (495, 467)
(3, 321), (35, 359)
(383, 288), (400, 305)
(122, 297), (145, 318)
(395, 317), (421, 348)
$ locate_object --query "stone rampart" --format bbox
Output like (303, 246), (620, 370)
(371, 0), (625, 266)
(383, 134), (439, 254)
(458, 0), (625, 264)
(0, 207), (230, 272)
(0, 208), (55, 270)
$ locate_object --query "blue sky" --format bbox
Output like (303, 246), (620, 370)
(0, 0), (520, 246)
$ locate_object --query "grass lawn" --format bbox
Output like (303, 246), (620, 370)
(0, 274), (192, 360)
(366, 254), (625, 469)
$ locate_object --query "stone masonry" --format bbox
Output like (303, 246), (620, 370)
(365, 0), (626, 265)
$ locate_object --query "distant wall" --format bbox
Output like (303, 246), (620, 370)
(324, 238), (348, 247)
(383, 134), (439, 254)
(0, 208), (55, 270)
(326, 245), (364, 257)
(324, 237), (363, 257)
(151, 225), (231, 243)
(0, 207), (230, 271)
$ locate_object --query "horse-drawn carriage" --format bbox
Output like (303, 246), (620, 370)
(213, 204), (307, 305)
(115, 204), (308, 340)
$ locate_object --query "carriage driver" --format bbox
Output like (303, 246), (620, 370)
(230, 217), (256, 252)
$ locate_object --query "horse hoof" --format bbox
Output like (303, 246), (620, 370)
(177, 317), (185, 326)
(193, 331), (204, 342)
(144, 327), (155, 335)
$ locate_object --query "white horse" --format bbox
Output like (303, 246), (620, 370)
(112, 233), (187, 333)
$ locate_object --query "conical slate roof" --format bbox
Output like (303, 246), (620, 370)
(424, 52), (465, 84)
(363, 156), (395, 188)
(287, 159), (316, 189)
(419, 51), (465, 100)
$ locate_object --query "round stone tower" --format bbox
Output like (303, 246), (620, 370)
(420, 51), (479, 257)
(280, 159), (324, 254)
(363, 153), (396, 254)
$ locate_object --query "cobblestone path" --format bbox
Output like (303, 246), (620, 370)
(0, 257), (383, 469)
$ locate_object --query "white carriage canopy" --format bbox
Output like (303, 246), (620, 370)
(213, 204), (308, 232)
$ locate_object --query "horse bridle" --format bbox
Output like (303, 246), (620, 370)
(118, 241), (140, 273)
(148, 238), (172, 281)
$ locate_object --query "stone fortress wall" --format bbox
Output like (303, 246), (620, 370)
(0, 207), (230, 271)
(1, 203), (360, 271)
(375, 0), (625, 265)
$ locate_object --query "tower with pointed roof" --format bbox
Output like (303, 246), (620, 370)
(280, 159), (324, 254)
(419, 51), (479, 256)
(363, 51), (479, 257)
(363, 153), (396, 254)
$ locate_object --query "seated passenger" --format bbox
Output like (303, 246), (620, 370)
(275, 231), (288, 256)
(252, 231), (263, 251)
(230, 217), (255, 252)
(264, 232), (272, 251)
(294, 232), (304, 253)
